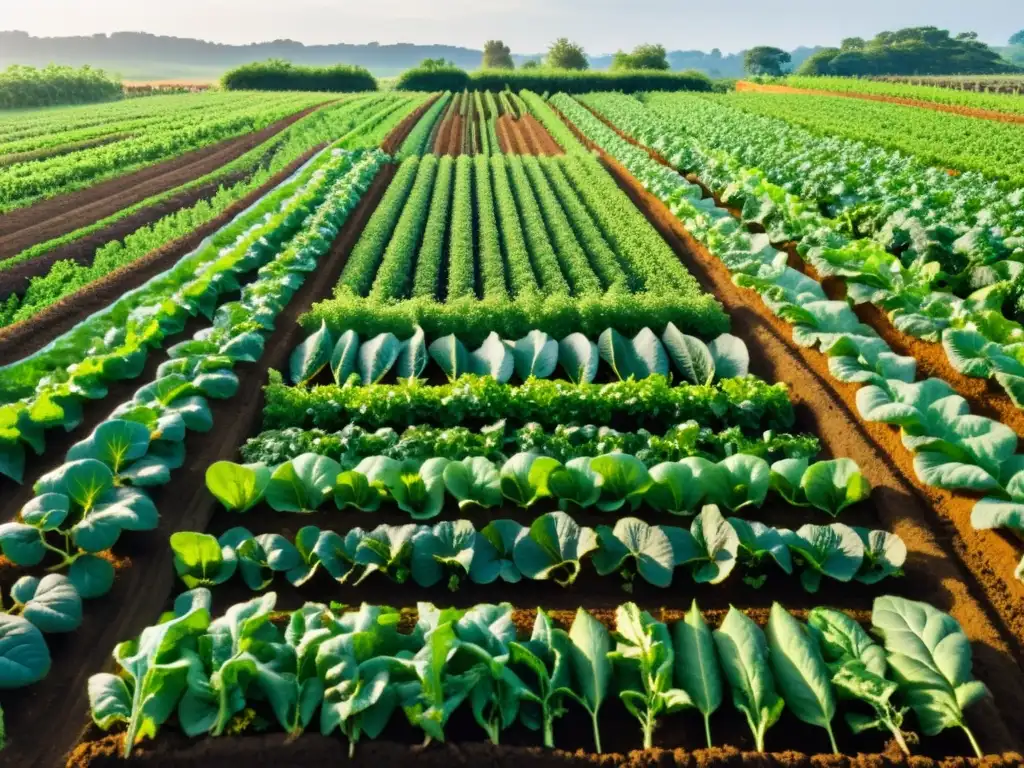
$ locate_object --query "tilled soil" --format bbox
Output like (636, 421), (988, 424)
(735, 81), (1024, 125)
(496, 114), (564, 156)
(0, 104), (327, 258)
(380, 95), (440, 155)
(0, 146), (323, 365)
(0, 163), (397, 768)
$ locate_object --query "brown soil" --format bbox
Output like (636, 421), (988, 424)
(524, 114), (565, 156)
(380, 94), (440, 156)
(0, 104), (327, 258)
(448, 115), (463, 156)
(495, 114), (563, 156)
(432, 96), (459, 156)
(0, 133), (132, 168)
(67, 733), (1024, 768)
(735, 81), (1024, 125)
(796, 256), (1024, 440)
(0, 163), (396, 768)
(0, 145), (324, 366)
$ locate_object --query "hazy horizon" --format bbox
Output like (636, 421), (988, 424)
(3, 0), (1021, 55)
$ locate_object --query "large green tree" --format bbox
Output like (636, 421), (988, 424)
(546, 38), (589, 70)
(743, 46), (791, 76)
(799, 26), (1017, 75)
(482, 40), (514, 69)
(611, 43), (670, 71)
(1010, 30), (1024, 46)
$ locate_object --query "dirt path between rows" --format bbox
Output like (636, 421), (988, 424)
(380, 95), (440, 156)
(736, 81), (1024, 125)
(0, 163), (396, 768)
(0, 103), (328, 259)
(0, 146), (322, 365)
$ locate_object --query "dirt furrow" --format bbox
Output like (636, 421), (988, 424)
(0, 163), (396, 768)
(735, 80), (1024, 125)
(0, 145), (323, 365)
(0, 104), (330, 257)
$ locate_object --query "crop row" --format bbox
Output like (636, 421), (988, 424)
(240, 420), (821, 468)
(551, 92), (1024, 583)
(0, 150), (385, 725)
(309, 150), (726, 342)
(86, 589), (987, 757)
(0, 147), (361, 482)
(0, 91), (330, 212)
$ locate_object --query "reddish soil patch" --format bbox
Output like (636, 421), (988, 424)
(735, 81), (1024, 125)
(496, 114), (515, 153)
(0, 146), (323, 365)
(0, 104), (328, 258)
(447, 115), (464, 156)
(0, 163), (396, 768)
(523, 114), (564, 156)
(380, 94), (440, 155)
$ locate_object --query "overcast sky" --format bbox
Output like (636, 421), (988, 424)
(3, 0), (1020, 54)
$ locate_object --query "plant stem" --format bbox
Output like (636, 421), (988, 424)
(641, 713), (654, 749)
(961, 725), (983, 759)
(826, 723), (838, 755)
(543, 715), (554, 748)
(703, 713), (713, 749)
(887, 722), (911, 757)
(591, 711), (602, 754)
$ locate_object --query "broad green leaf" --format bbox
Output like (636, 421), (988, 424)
(170, 532), (236, 588)
(428, 334), (470, 381)
(590, 453), (652, 512)
(593, 518), (676, 588)
(872, 596), (988, 754)
(547, 457), (601, 510)
(558, 333), (599, 384)
(662, 322), (715, 384)
(708, 334), (750, 380)
(390, 457), (449, 519)
(470, 520), (525, 585)
(411, 520), (477, 589)
(645, 462), (704, 515)
(512, 330), (558, 380)
(67, 420), (151, 473)
(19, 493), (69, 531)
(780, 523), (865, 593)
(35, 459), (114, 511)
(396, 326), (428, 380)
(205, 461), (271, 512)
(631, 328), (669, 379)
(471, 332), (514, 383)
(13, 574), (83, 634)
(802, 459), (871, 517)
(266, 454), (341, 513)
(854, 528), (907, 584)
(689, 505), (739, 584)
(765, 603), (838, 753)
(443, 457), (502, 509)
(499, 452), (561, 507)
(711, 454), (770, 511)
(69, 553), (117, 598)
(513, 511), (597, 585)
(359, 332), (401, 385)
(330, 330), (360, 385)
(671, 600), (722, 748)
(0, 614), (51, 689)
(566, 608), (611, 753)
(290, 320), (334, 385)
(598, 328), (639, 381)
(713, 606), (783, 752)
(334, 470), (381, 512)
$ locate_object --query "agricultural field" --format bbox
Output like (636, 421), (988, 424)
(0, 81), (1022, 768)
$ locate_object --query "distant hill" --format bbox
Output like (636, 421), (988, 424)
(0, 30), (821, 81)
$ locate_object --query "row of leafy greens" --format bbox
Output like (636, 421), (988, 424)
(87, 591), (988, 758)
(549, 92), (1024, 583)
(170, 506), (905, 594)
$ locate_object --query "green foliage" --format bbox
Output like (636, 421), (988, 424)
(395, 66), (471, 92)
(795, 26), (1018, 76)
(469, 69), (712, 94)
(482, 40), (515, 70)
(611, 44), (670, 72)
(546, 38), (589, 70)
(0, 63), (122, 109)
(744, 47), (792, 77)
(263, 373), (795, 433)
(221, 59), (378, 92)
